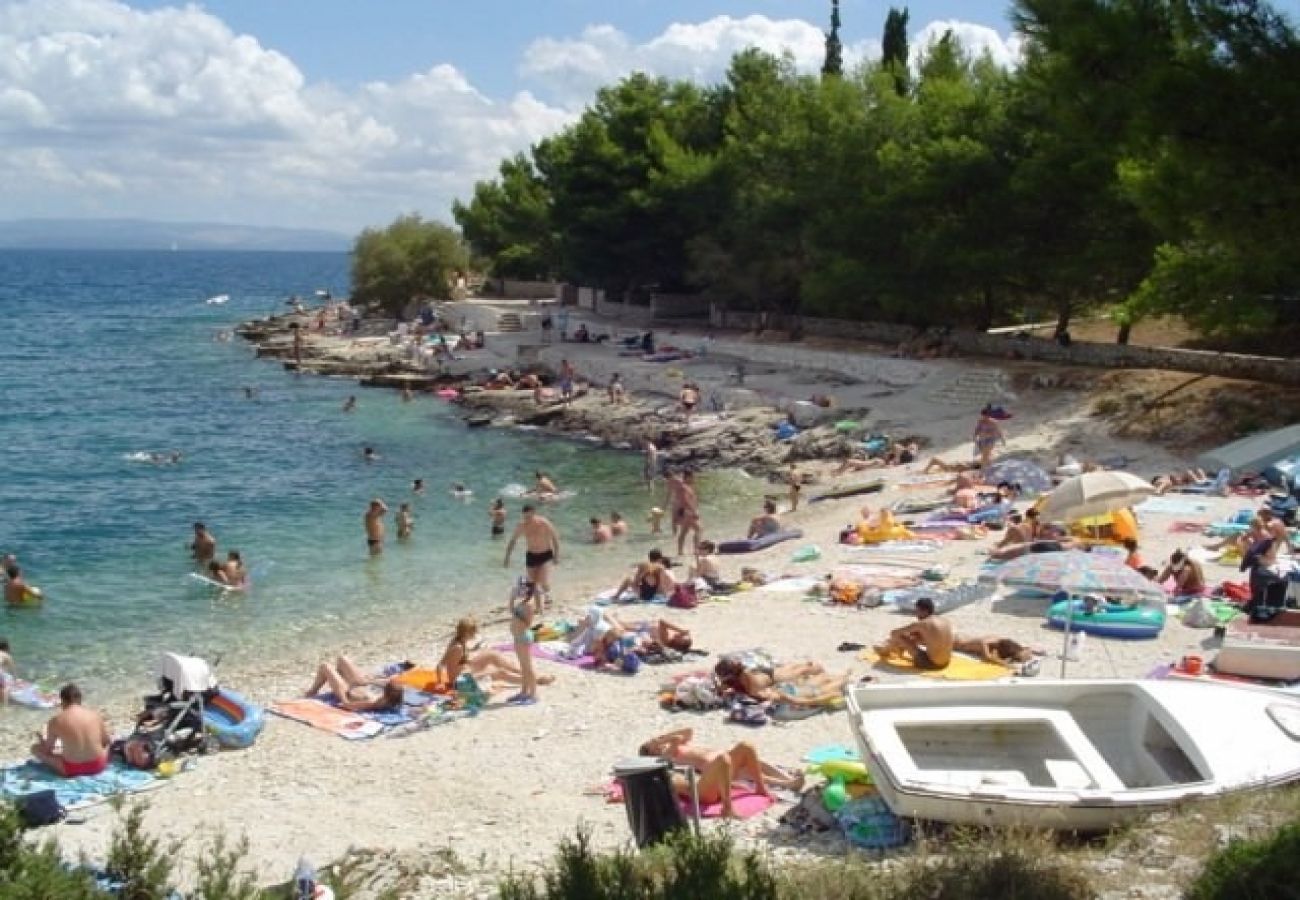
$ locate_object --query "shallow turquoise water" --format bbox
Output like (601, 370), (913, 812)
(0, 250), (754, 690)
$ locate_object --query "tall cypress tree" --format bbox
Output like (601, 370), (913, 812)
(822, 0), (844, 78)
(882, 6), (910, 95)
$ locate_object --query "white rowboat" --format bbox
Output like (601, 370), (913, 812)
(846, 679), (1300, 832)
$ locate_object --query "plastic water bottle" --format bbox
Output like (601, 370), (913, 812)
(1067, 630), (1086, 662)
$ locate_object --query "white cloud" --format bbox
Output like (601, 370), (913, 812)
(911, 20), (1025, 70)
(0, 1), (1020, 233)
(521, 15), (880, 106)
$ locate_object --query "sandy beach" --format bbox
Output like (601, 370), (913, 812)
(2, 305), (1277, 894)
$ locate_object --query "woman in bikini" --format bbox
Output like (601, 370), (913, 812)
(507, 581), (543, 705)
(972, 407), (1005, 468)
(438, 618), (553, 688)
(305, 657), (404, 712)
(614, 550), (677, 602)
(638, 728), (803, 818)
(713, 658), (850, 708)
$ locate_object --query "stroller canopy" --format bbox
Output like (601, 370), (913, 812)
(158, 653), (217, 694)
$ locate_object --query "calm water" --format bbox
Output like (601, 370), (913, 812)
(0, 250), (753, 690)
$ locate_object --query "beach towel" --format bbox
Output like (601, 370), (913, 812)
(859, 650), (1012, 681)
(803, 744), (860, 765)
(603, 781), (774, 819)
(0, 760), (160, 811)
(492, 641), (595, 669)
(753, 576), (823, 594)
(1168, 521), (1208, 534)
(1136, 497), (1213, 516)
(269, 699), (385, 740)
(7, 679), (56, 709)
(847, 541), (940, 554)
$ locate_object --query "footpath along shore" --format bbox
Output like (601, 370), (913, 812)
(3, 300), (1256, 894)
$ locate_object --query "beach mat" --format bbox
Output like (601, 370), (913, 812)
(859, 650), (1011, 681)
(493, 641), (595, 669)
(604, 781), (774, 819)
(803, 744), (860, 765)
(1136, 497), (1213, 516)
(7, 680), (56, 709)
(269, 698), (385, 740)
(1168, 521), (1208, 534)
(0, 760), (160, 811)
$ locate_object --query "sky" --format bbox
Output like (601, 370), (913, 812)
(1, 0), (1296, 236)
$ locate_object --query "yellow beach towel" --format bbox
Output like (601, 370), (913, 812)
(859, 650), (1011, 681)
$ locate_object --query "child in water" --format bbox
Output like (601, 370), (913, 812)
(647, 507), (665, 536)
(490, 499), (507, 538)
(396, 503), (414, 540)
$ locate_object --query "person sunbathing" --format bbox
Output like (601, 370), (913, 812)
(875, 597), (953, 670)
(836, 441), (918, 473)
(713, 658), (850, 707)
(952, 635), (1039, 667)
(613, 549), (677, 602)
(1151, 469), (1208, 495)
(746, 500), (782, 540)
(923, 456), (979, 474)
(639, 727), (804, 817)
(305, 656), (404, 712)
(438, 618), (554, 688)
(1157, 550), (1207, 595)
(591, 615), (693, 664)
(988, 533), (1081, 561)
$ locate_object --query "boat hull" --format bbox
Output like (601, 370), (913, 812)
(847, 679), (1300, 832)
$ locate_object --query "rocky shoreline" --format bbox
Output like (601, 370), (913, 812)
(237, 308), (862, 480)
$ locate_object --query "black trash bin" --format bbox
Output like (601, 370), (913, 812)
(612, 757), (689, 848)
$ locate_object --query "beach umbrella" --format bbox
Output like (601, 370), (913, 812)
(1037, 471), (1155, 522)
(982, 458), (1053, 496)
(990, 550), (1164, 602)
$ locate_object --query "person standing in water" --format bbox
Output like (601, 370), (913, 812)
(396, 503), (414, 540)
(490, 498), (508, 538)
(190, 522), (216, 570)
(642, 439), (659, 488)
(504, 505), (561, 595)
(342, 395), (357, 413)
(365, 499), (388, 556)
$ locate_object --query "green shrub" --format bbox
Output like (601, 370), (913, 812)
(104, 803), (179, 900)
(900, 844), (1095, 900)
(1186, 820), (1300, 900)
(0, 801), (104, 899)
(192, 833), (263, 900)
(498, 829), (776, 900)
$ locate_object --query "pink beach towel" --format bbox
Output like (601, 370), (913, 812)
(269, 699), (385, 740)
(604, 781), (774, 819)
(1168, 521), (1207, 534)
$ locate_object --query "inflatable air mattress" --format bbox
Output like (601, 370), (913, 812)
(718, 529), (803, 555)
(811, 480), (885, 503)
(1046, 598), (1165, 639)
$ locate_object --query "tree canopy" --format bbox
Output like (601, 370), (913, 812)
(449, 1), (1300, 344)
(351, 215), (468, 314)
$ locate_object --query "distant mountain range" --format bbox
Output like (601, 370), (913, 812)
(0, 218), (352, 252)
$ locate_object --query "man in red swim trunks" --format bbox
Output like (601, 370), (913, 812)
(31, 684), (111, 777)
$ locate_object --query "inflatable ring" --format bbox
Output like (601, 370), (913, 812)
(809, 759), (872, 783)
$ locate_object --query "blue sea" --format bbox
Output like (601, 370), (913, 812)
(0, 250), (754, 692)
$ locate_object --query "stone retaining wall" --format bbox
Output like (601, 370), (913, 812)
(709, 306), (1300, 386)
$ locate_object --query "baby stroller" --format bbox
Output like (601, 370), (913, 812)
(124, 653), (221, 767)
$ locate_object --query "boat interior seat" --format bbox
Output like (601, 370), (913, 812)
(914, 769), (1032, 789)
(1044, 758), (1094, 790)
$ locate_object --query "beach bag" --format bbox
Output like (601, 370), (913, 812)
(17, 790), (66, 828)
(1183, 598), (1218, 629)
(668, 583), (699, 609)
(1221, 581), (1250, 602)
(728, 699), (768, 726)
(780, 785), (840, 834)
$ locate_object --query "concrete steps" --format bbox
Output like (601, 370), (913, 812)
(497, 313), (524, 333)
(928, 369), (1015, 406)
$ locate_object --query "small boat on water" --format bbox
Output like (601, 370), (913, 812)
(206, 294), (229, 305)
(846, 679), (1300, 832)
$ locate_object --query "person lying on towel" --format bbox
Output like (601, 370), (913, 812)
(713, 658), (850, 707)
